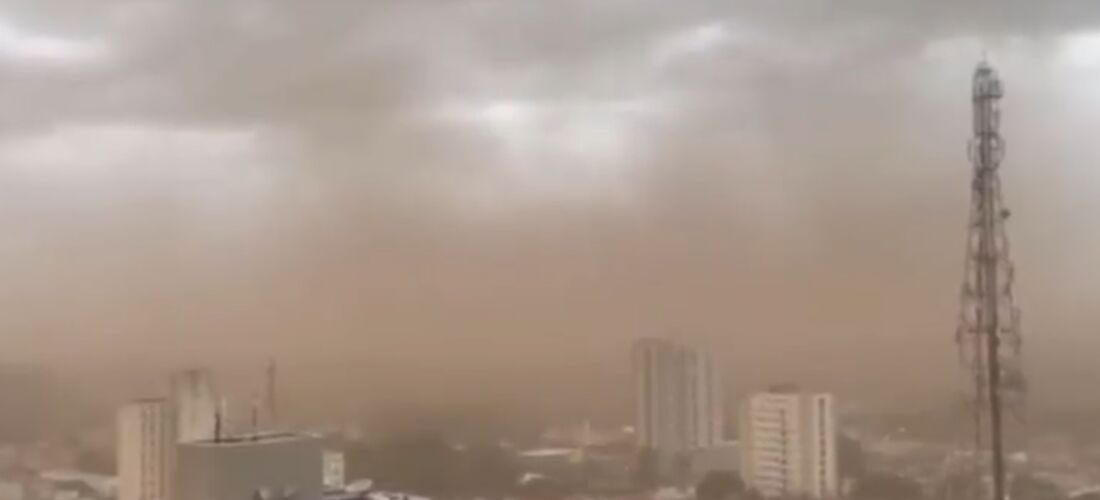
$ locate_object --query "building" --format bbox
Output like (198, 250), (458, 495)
(688, 441), (740, 484)
(632, 338), (724, 458)
(739, 388), (838, 498)
(118, 399), (174, 500)
(174, 433), (322, 500)
(322, 450), (345, 492)
(171, 370), (217, 443)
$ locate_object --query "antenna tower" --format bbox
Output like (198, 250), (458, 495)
(266, 358), (277, 428)
(956, 60), (1025, 500)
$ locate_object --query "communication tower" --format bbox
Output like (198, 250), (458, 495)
(955, 60), (1025, 500)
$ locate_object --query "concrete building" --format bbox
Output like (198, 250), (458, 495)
(174, 433), (322, 500)
(739, 388), (838, 498)
(322, 450), (345, 492)
(688, 441), (740, 484)
(632, 338), (724, 457)
(118, 399), (174, 500)
(171, 370), (217, 443)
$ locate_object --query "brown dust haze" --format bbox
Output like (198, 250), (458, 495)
(2, 0), (1100, 428)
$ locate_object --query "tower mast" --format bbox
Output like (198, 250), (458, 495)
(956, 60), (1024, 500)
(266, 358), (277, 429)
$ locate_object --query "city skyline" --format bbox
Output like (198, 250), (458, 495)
(1, 2), (1100, 499)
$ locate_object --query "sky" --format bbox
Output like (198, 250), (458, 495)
(3, 0), (1100, 427)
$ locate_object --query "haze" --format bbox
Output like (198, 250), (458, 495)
(2, 0), (1100, 429)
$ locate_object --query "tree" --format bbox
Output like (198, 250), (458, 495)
(696, 471), (744, 500)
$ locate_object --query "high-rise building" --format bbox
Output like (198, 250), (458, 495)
(632, 338), (724, 457)
(174, 433), (322, 500)
(739, 388), (838, 499)
(322, 450), (345, 492)
(118, 399), (174, 500)
(171, 369), (217, 443)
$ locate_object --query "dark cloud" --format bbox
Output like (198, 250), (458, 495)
(0, 0), (1098, 427)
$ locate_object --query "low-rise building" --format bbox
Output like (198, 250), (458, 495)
(174, 433), (322, 500)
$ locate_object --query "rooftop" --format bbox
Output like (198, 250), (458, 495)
(765, 383), (799, 393)
(185, 432), (317, 447)
(519, 448), (578, 458)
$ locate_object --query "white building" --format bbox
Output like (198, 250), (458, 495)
(632, 338), (724, 456)
(171, 369), (217, 443)
(322, 450), (345, 492)
(174, 433), (322, 500)
(739, 388), (838, 499)
(118, 399), (174, 500)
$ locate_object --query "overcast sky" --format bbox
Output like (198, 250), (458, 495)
(3, 0), (1100, 423)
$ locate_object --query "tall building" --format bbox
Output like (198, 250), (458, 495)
(118, 399), (174, 500)
(739, 388), (838, 499)
(322, 450), (345, 492)
(632, 338), (724, 457)
(171, 369), (217, 443)
(174, 433), (322, 500)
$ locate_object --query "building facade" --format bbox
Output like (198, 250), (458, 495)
(632, 338), (724, 457)
(118, 399), (175, 500)
(688, 441), (740, 484)
(739, 389), (838, 498)
(174, 433), (322, 500)
(171, 369), (217, 443)
(322, 450), (345, 492)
